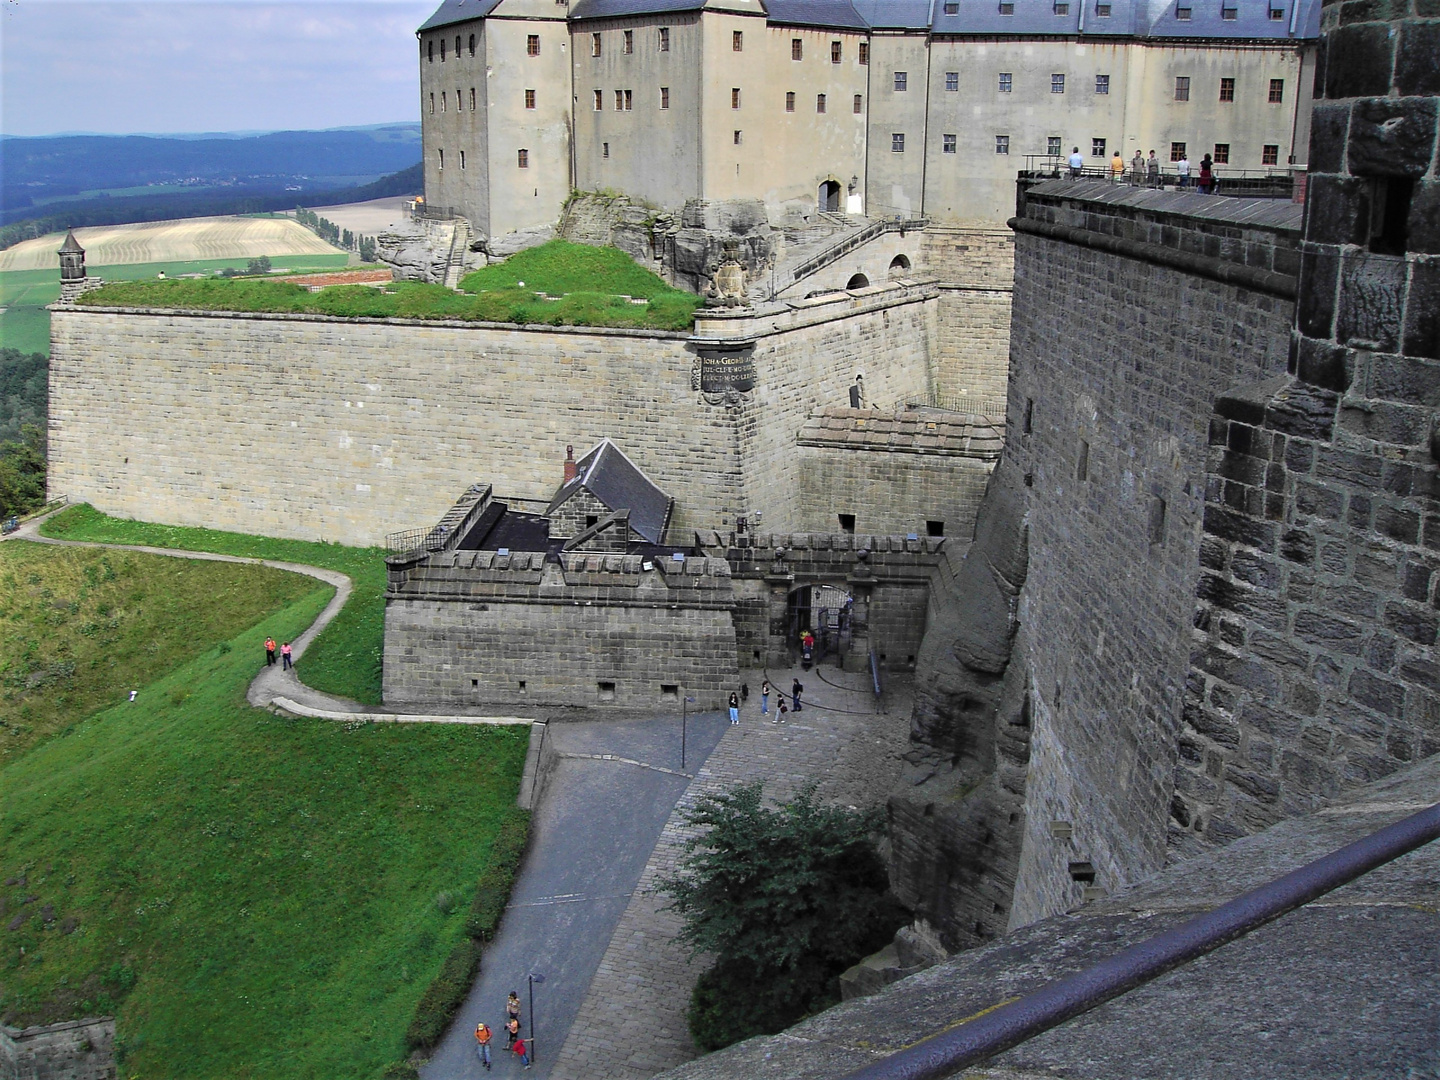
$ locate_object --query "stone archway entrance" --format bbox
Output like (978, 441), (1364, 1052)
(819, 180), (842, 212)
(785, 583), (853, 665)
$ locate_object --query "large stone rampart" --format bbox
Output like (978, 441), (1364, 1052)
(0, 1017), (114, 1080)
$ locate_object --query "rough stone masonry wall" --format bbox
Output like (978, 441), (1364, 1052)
(1174, 0), (1440, 860)
(383, 550), (738, 709)
(0, 1017), (114, 1080)
(792, 444), (992, 539)
(925, 225), (1016, 411)
(1001, 184), (1299, 928)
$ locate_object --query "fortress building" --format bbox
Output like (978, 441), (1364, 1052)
(418, 0), (1321, 245)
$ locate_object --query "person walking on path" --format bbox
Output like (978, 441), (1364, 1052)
(281, 642), (293, 671)
(475, 1022), (493, 1070)
(506, 1017), (520, 1049)
(1146, 150), (1160, 187)
(506, 993), (522, 1043)
(728, 691), (740, 725)
(512, 1036), (532, 1069)
(264, 637), (276, 666)
(1068, 146), (1084, 179)
(761, 679), (771, 714)
(774, 695), (788, 723)
(792, 679), (803, 712)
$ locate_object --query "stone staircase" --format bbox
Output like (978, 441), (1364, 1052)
(751, 215), (880, 300)
(442, 219), (472, 289)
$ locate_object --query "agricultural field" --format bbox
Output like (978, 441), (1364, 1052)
(0, 538), (529, 1079)
(0, 253), (352, 356)
(295, 196), (414, 237)
(0, 215), (342, 272)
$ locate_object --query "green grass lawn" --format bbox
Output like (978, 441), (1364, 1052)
(0, 255), (352, 356)
(72, 240), (702, 332)
(0, 542), (529, 1078)
(41, 504), (387, 706)
(0, 541), (323, 759)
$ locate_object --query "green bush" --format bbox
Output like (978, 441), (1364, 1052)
(465, 810), (532, 941)
(658, 782), (907, 1053)
(404, 937), (483, 1052)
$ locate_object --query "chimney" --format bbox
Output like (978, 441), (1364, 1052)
(563, 444), (578, 484)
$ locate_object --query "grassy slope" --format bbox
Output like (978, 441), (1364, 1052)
(72, 240), (702, 332)
(0, 541), (321, 759)
(42, 505), (387, 706)
(0, 255), (351, 356)
(0, 553), (529, 1078)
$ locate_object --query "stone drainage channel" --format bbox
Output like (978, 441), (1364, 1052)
(3, 520), (914, 1080)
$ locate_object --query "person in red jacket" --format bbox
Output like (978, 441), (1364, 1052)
(512, 1036), (531, 1069)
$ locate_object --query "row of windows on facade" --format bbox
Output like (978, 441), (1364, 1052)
(436, 137), (1279, 168)
(581, 29), (870, 61)
(939, 0), (1286, 17)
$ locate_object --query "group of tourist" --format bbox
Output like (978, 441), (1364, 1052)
(729, 676), (805, 724)
(262, 636), (293, 670)
(1066, 146), (1219, 193)
(474, 991), (531, 1070)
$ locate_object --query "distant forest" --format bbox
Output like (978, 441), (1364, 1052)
(0, 349), (47, 519)
(1, 126), (422, 249)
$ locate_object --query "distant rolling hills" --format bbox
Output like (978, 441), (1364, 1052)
(1, 125), (422, 248)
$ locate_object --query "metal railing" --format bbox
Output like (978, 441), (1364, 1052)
(1018, 158), (1297, 200)
(869, 648), (883, 714)
(841, 798), (1440, 1080)
(790, 216), (931, 284)
(385, 524), (450, 554)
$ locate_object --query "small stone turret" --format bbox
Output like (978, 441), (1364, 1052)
(57, 230), (102, 302)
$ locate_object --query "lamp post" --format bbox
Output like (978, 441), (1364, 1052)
(528, 971), (545, 1063)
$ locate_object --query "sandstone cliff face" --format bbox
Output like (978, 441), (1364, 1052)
(886, 458), (1031, 957)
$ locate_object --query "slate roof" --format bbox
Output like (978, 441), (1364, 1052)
(765, 0), (870, 30)
(418, 0), (505, 32)
(546, 439), (675, 544)
(851, 0), (935, 28)
(58, 230), (85, 255)
(563, 0), (705, 21)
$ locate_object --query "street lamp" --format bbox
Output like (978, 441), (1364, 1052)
(528, 971), (545, 1063)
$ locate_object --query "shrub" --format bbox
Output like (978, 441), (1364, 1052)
(465, 810), (530, 941)
(657, 782), (906, 1052)
(404, 937), (482, 1051)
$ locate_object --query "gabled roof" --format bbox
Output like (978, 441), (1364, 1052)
(567, 0), (706, 20)
(765, 0), (870, 30)
(852, 0), (934, 28)
(418, 0), (505, 33)
(546, 438), (674, 545)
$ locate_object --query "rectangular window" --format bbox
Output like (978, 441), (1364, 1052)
(616, 89), (624, 109)
(892, 132), (905, 152)
(1269, 78), (1284, 103)
(591, 33), (601, 57)
(457, 87), (463, 110)
(792, 38), (803, 60)
(470, 87), (476, 110)
(1175, 76), (1190, 101)
(1048, 136), (1062, 156)
(1054, 0), (1069, 11)
(1170, 141), (1186, 161)
(786, 91), (796, 112)
(660, 86), (670, 109)
(1213, 143), (1230, 164)
(945, 71), (959, 91)
(593, 89), (603, 110)
(440, 38), (446, 61)
(525, 88), (536, 109)
(1176, 3), (1191, 17)
(1269, 4), (1285, 18)
(624, 89), (632, 110)
(1219, 77), (1235, 102)
(999, 1), (1015, 12)
(733, 129), (742, 145)
(427, 39), (433, 62)
(895, 71), (908, 91)
(1095, 1), (1111, 13)
(1022, 398), (1034, 434)
(1221, 3), (1237, 18)
(996, 134), (1010, 154)
(944, 0), (959, 10)
(527, 34), (540, 56)
(1095, 73), (1109, 94)
(943, 133), (957, 153)
(1262, 143), (1280, 165)
(460, 149), (466, 169)
(441, 91), (446, 112)
(603, 141), (609, 157)
(429, 92), (435, 114)
(1148, 497), (1166, 546)
(659, 26), (670, 50)
(853, 93), (863, 113)
(816, 93), (826, 113)
(732, 87), (741, 109)
(438, 148), (444, 169)
(999, 72), (1013, 93)
(838, 513), (856, 533)
(623, 29), (633, 53)
(517, 149), (528, 168)
(832, 40), (842, 63)
(858, 41), (869, 64)
(1092, 137), (1106, 156)
(733, 30), (743, 51)
(1076, 440), (1089, 482)
(1051, 73), (1065, 93)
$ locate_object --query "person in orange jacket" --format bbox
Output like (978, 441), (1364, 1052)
(474, 1021), (493, 1070)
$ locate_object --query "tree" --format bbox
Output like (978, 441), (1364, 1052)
(245, 256), (272, 276)
(657, 782), (905, 1051)
(0, 423), (47, 519)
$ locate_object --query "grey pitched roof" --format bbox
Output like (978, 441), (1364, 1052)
(418, 0), (504, 33)
(764, 0), (870, 30)
(547, 438), (674, 544)
(852, 0), (934, 28)
(58, 229), (85, 255)
(1138, 0), (1321, 39)
(568, 0), (706, 20)
(929, 0), (1137, 36)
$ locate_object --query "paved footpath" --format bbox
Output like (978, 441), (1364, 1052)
(548, 665), (913, 1080)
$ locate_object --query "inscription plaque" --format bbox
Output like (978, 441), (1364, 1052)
(700, 351), (757, 393)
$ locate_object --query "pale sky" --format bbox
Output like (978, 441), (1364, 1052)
(1, 0), (438, 137)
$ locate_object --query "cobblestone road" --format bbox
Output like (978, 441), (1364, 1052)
(548, 663), (913, 1080)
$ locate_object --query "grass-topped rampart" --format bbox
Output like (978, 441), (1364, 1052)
(73, 239), (702, 331)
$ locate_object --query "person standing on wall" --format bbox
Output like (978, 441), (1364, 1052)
(729, 691), (740, 725)
(1146, 150), (1160, 187)
(265, 637), (276, 666)
(1110, 149), (1125, 182)
(1130, 150), (1145, 184)
(1198, 153), (1215, 194)
(1068, 146), (1084, 179)
(1176, 153), (1191, 189)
